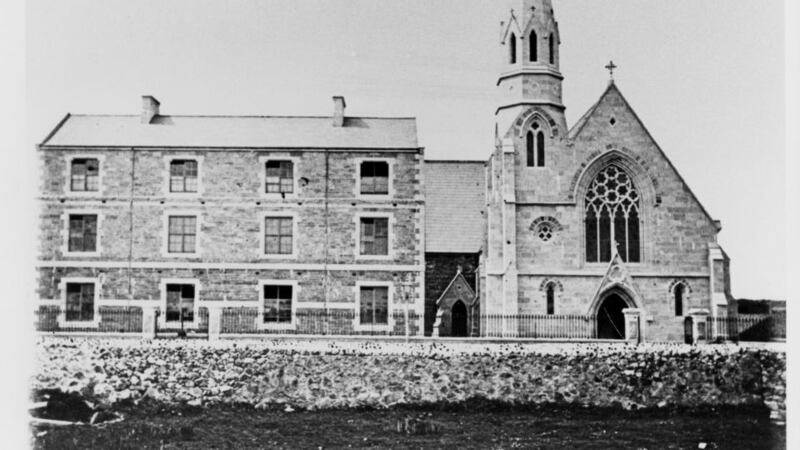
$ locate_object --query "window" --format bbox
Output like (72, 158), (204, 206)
(359, 286), (388, 325)
(585, 165), (641, 263)
(265, 217), (293, 255)
(674, 284), (684, 317)
(165, 284), (195, 323)
(537, 130), (545, 167)
(70, 158), (99, 192)
(68, 214), (97, 252)
(263, 284), (293, 324)
(549, 33), (555, 64)
(265, 160), (294, 194)
(526, 123), (545, 167)
(167, 216), (197, 254)
(529, 30), (538, 62)
(360, 217), (389, 256)
(509, 33), (517, 64)
(360, 161), (389, 195)
(169, 160), (198, 193)
(526, 132), (535, 166)
(65, 283), (95, 322)
(546, 284), (555, 315)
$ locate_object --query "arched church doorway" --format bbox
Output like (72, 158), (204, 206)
(451, 300), (468, 337)
(596, 293), (627, 339)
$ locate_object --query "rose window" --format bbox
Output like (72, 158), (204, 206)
(537, 224), (553, 242)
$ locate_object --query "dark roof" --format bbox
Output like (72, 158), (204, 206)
(41, 114), (419, 149)
(424, 161), (486, 253)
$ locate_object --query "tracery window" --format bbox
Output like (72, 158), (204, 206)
(526, 122), (545, 167)
(585, 165), (641, 263)
(509, 33), (517, 64)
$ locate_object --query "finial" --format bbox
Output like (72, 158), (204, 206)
(605, 60), (617, 82)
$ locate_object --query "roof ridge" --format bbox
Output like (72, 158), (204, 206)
(69, 113), (416, 120)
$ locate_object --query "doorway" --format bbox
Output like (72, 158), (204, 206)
(451, 300), (468, 337)
(596, 293), (627, 339)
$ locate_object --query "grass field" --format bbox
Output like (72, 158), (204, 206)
(31, 401), (784, 449)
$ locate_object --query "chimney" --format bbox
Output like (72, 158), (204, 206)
(141, 95), (160, 124)
(332, 96), (346, 127)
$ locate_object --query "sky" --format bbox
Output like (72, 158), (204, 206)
(24, 0), (786, 299)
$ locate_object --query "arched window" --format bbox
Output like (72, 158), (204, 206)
(526, 132), (535, 166)
(529, 30), (538, 62)
(536, 131), (545, 167)
(509, 33), (517, 64)
(585, 165), (641, 263)
(546, 284), (555, 315)
(674, 284), (684, 316)
(548, 33), (555, 64)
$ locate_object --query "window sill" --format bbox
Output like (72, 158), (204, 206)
(63, 251), (101, 258)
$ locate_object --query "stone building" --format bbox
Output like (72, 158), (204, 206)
(37, 0), (734, 341)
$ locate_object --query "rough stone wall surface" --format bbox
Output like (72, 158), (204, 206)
(34, 338), (785, 419)
(38, 147), (425, 334)
(423, 253), (479, 336)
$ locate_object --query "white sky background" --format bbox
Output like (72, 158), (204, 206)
(26, 0), (785, 299)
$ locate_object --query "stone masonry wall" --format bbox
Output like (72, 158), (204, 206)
(37, 147), (425, 334)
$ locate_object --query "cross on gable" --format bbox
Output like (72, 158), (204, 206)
(605, 60), (618, 80)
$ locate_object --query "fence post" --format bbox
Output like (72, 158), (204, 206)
(688, 308), (711, 344)
(622, 308), (644, 344)
(208, 306), (222, 341)
(142, 305), (158, 339)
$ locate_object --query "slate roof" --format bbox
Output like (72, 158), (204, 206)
(41, 114), (419, 149)
(424, 161), (486, 253)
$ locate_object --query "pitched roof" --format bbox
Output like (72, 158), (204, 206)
(424, 160), (486, 253)
(41, 114), (419, 149)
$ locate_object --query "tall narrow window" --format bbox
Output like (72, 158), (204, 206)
(169, 160), (198, 193)
(263, 284), (293, 324)
(65, 283), (95, 322)
(360, 161), (389, 195)
(584, 165), (641, 263)
(536, 131), (545, 167)
(529, 31), (538, 62)
(70, 158), (99, 192)
(526, 132), (535, 166)
(165, 284), (195, 323)
(548, 33), (555, 64)
(360, 286), (389, 325)
(68, 214), (98, 252)
(167, 216), (197, 254)
(674, 284), (684, 316)
(546, 284), (555, 315)
(264, 217), (293, 255)
(360, 217), (389, 256)
(265, 161), (294, 194)
(509, 33), (517, 64)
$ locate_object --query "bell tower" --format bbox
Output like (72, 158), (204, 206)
(496, 0), (567, 134)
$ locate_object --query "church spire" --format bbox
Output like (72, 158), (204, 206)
(497, 0), (563, 113)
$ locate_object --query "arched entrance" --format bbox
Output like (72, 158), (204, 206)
(451, 300), (468, 337)
(596, 293), (628, 339)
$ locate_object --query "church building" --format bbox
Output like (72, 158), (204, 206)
(36, 0), (734, 342)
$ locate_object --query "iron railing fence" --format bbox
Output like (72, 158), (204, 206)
(479, 314), (598, 339)
(35, 306), (144, 333)
(220, 308), (421, 336)
(710, 313), (786, 342)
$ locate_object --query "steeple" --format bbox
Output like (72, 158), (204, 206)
(497, 0), (563, 113)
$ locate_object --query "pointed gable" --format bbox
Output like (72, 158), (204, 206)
(436, 270), (477, 307)
(568, 81), (719, 231)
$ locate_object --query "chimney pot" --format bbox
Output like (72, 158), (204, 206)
(141, 95), (160, 124)
(332, 96), (346, 127)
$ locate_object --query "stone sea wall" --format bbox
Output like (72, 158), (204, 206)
(33, 338), (785, 419)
